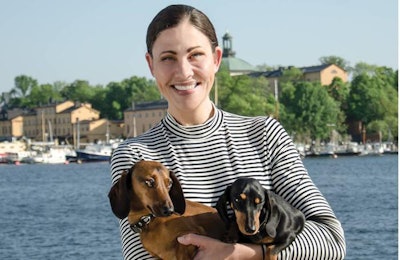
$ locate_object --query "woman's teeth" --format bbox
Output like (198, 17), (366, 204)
(174, 84), (197, 91)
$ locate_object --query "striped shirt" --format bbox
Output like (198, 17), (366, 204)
(110, 107), (346, 260)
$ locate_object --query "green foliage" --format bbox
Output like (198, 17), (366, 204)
(326, 77), (350, 111)
(29, 84), (63, 106)
(60, 80), (95, 102)
(8, 75), (38, 108)
(348, 73), (397, 123)
(216, 68), (275, 116)
(319, 55), (351, 71)
(100, 76), (159, 120)
(280, 81), (343, 140)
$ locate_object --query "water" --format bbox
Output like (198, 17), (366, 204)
(0, 155), (397, 259)
(0, 162), (121, 260)
(304, 155), (398, 260)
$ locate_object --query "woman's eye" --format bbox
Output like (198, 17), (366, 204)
(189, 52), (203, 59)
(161, 56), (175, 62)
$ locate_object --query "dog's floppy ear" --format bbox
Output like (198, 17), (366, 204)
(169, 171), (186, 215)
(108, 168), (133, 219)
(216, 185), (233, 224)
(264, 190), (279, 238)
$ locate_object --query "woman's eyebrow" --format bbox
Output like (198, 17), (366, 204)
(159, 46), (202, 56)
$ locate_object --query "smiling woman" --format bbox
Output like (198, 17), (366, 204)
(145, 10), (222, 126)
(110, 4), (346, 260)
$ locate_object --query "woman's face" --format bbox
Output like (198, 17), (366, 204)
(146, 19), (222, 118)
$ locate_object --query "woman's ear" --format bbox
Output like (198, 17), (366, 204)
(145, 52), (155, 76)
(213, 46), (223, 73)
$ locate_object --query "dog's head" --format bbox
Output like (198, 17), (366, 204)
(217, 178), (268, 236)
(108, 160), (186, 219)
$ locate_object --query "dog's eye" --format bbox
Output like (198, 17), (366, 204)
(145, 179), (155, 188)
(167, 179), (173, 189)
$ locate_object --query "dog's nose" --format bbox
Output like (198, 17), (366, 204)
(161, 205), (174, 216)
(245, 225), (257, 234)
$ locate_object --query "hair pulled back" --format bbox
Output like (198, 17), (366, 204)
(146, 4), (218, 56)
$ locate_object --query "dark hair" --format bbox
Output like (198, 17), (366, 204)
(146, 4), (218, 56)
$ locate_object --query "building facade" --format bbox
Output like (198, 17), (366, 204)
(0, 101), (123, 145)
(250, 64), (348, 89)
(124, 99), (168, 138)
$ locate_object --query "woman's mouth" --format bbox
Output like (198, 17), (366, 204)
(173, 83), (199, 91)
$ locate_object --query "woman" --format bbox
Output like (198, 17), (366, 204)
(110, 4), (346, 260)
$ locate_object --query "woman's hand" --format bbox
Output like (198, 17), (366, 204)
(177, 233), (277, 260)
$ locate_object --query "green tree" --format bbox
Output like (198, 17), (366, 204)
(101, 76), (159, 120)
(352, 62), (378, 77)
(217, 68), (275, 116)
(326, 77), (350, 111)
(28, 83), (63, 106)
(8, 75), (38, 108)
(347, 69), (398, 140)
(280, 81), (343, 141)
(60, 80), (96, 102)
(319, 55), (351, 71)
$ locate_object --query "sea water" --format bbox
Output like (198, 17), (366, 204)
(0, 155), (397, 259)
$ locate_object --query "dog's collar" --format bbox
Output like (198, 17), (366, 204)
(130, 214), (155, 233)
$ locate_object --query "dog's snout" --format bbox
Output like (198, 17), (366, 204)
(245, 224), (257, 234)
(161, 205), (174, 216)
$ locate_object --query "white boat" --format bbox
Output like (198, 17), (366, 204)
(28, 148), (68, 164)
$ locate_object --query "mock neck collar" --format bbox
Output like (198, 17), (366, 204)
(162, 105), (223, 140)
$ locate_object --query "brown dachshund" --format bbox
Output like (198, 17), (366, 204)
(108, 160), (226, 260)
(216, 177), (305, 256)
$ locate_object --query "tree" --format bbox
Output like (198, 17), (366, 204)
(28, 83), (63, 106)
(326, 77), (350, 111)
(60, 80), (96, 102)
(352, 62), (378, 77)
(280, 81), (343, 141)
(319, 55), (351, 71)
(347, 68), (398, 141)
(8, 75), (38, 108)
(216, 68), (275, 116)
(101, 76), (159, 120)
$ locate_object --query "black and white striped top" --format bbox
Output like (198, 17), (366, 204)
(110, 107), (346, 260)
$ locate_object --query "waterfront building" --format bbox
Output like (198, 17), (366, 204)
(250, 64), (348, 90)
(124, 99), (168, 138)
(0, 101), (123, 145)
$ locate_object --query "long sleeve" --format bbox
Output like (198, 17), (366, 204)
(266, 119), (346, 259)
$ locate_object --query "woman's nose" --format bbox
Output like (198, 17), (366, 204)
(175, 58), (193, 78)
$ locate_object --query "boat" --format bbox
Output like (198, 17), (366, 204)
(73, 142), (120, 162)
(305, 143), (336, 158)
(335, 142), (362, 157)
(27, 148), (68, 164)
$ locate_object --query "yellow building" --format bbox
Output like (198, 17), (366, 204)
(251, 64), (348, 88)
(0, 100), (125, 144)
(124, 100), (168, 138)
(0, 115), (24, 137)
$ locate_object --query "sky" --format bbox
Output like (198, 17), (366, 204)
(0, 0), (398, 94)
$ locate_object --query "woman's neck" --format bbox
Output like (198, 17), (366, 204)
(168, 101), (214, 126)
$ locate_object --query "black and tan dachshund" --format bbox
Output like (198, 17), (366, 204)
(216, 177), (305, 256)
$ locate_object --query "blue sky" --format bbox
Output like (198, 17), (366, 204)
(0, 0), (397, 94)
